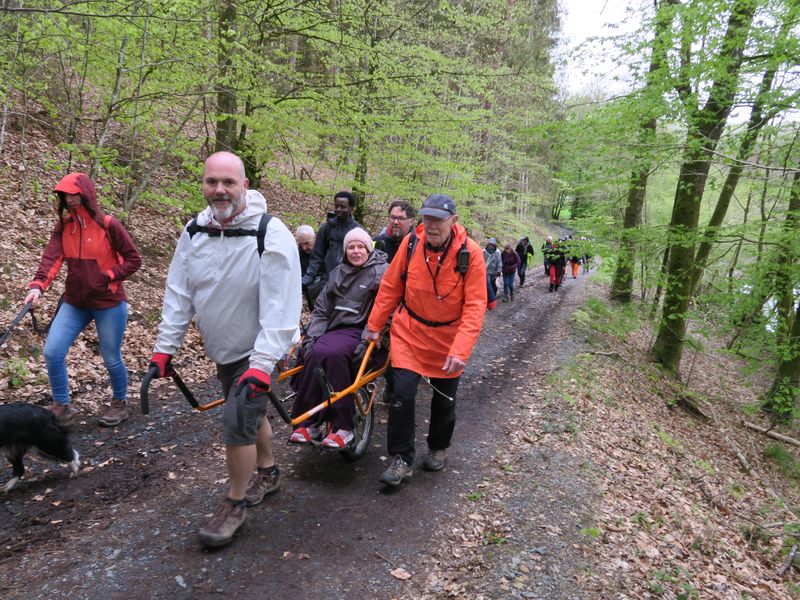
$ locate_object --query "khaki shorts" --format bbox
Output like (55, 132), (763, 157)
(217, 357), (268, 446)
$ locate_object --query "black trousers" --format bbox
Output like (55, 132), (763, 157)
(387, 368), (460, 464)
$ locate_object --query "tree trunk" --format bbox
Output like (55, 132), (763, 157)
(762, 166), (800, 418)
(688, 14), (789, 294)
(215, 0), (238, 154)
(611, 0), (675, 302)
(352, 133), (368, 224)
(611, 124), (653, 302)
(652, 0), (757, 373)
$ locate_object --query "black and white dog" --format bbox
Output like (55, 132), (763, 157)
(1, 402), (80, 492)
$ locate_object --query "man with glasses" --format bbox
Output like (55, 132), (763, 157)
(366, 194), (487, 486)
(374, 200), (416, 263)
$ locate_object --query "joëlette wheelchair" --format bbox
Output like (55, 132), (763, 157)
(140, 338), (389, 462)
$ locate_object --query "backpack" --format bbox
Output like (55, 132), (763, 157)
(186, 213), (272, 257)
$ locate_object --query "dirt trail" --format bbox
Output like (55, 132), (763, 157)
(0, 271), (595, 599)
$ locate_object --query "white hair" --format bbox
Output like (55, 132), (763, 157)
(295, 225), (315, 238)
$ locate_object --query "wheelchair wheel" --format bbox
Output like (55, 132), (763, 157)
(340, 387), (374, 462)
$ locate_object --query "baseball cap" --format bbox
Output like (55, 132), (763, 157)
(418, 194), (457, 219)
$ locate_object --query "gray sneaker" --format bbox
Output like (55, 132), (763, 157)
(49, 402), (78, 427)
(198, 498), (247, 547)
(423, 449), (446, 472)
(245, 466), (281, 506)
(98, 399), (129, 427)
(379, 455), (413, 486)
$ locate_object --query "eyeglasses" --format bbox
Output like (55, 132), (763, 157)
(388, 215), (411, 222)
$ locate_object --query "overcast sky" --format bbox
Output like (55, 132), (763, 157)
(556, 0), (645, 96)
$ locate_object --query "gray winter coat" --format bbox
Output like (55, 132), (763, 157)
(483, 246), (501, 276)
(305, 249), (389, 342)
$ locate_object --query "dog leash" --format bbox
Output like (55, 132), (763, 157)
(0, 295), (64, 346)
(0, 302), (33, 345)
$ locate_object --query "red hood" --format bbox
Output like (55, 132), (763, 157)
(54, 173), (100, 213)
(55, 173), (104, 228)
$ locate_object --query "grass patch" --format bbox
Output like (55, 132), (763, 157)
(571, 296), (639, 342)
(763, 444), (800, 483)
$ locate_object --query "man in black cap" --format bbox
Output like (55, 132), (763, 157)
(366, 193), (487, 486)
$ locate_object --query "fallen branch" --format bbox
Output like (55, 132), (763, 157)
(587, 350), (621, 358)
(374, 550), (401, 570)
(778, 544), (798, 577)
(522, 434), (537, 445)
(673, 394), (711, 421)
(735, 451), (752, 473)
(743, 422), (800, 447)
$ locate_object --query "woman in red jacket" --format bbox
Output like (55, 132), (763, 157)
(24, 173), (141, 427)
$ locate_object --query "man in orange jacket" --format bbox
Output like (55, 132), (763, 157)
(366, 194), (487, 486)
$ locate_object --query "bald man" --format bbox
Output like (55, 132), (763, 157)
(150, 152), (302, 547)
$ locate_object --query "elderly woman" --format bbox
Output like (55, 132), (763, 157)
(289, 228), (388, 448)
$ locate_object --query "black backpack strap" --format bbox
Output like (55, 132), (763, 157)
(401, 231), (418, 281)
(185, 214), (272, 256)
(186, 218), (200, 238)
(256, 213), (271, 257)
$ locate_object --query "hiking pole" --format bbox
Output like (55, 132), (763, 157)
(0, 302), (33, 345)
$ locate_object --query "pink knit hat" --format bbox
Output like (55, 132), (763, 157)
(343, 227), (373, 252)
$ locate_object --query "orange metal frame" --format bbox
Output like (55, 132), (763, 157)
(277, 340), (389, 427)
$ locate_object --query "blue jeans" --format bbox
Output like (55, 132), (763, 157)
(503, 273), (515, 297)
(44, 301), (129, 405)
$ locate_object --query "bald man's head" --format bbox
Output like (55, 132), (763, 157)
(203, 152), (249, 223)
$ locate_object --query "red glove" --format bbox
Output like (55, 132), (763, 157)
(149, 353), (173, 378)
(237, 368), (271, 397)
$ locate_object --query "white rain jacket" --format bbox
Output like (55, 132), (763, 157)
(154, 190), (301, 373)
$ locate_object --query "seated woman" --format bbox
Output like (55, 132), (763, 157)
(289, 228), (388, 448)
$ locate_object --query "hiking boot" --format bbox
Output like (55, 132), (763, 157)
(379, 455), (413, 487)
(98, 399), (129, 427)
(49, 402), (77, 427)
(244, 466), (281, 506)
(198, 498), (247, 547)
(423, 449), (447, 472)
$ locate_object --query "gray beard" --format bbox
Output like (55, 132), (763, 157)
(211, 203), (235, 221)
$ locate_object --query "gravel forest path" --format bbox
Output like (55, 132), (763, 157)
(0, 269), (595, 600)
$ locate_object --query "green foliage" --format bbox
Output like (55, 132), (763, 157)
(572, 296), (639, 341)
(654, 426), (681, 452)
(0, 0), (561, 235)
(695, 459), (716, 476)
(482, 531), (509, 545)
(544, 0), (800, 391)
(3, 357), (29, 388)
(579, 527), (601, 539)
(647, 567), (699, 599)
(763, 444), (800, 484)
